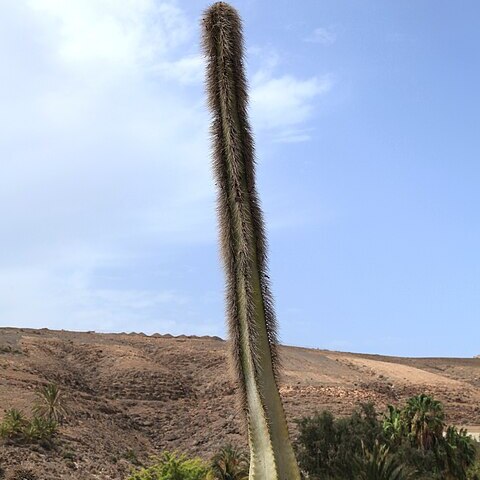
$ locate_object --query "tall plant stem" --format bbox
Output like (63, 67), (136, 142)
(202, 3), (301, 479)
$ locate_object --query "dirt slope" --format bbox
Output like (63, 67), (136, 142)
(0, 327), (479, 479)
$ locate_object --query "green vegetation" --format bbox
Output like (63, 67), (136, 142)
(125, 429), (477, 480)
(296, 403), (383, 478)
(127, 452), (209, 480)
(33, 383), (67, 423)
(208, 445), (249, 480)
(128, 446), (251, 480)
(23, 415), (58, 444)
(0, 408), (26, 443)
(202, 3), (300, 478)
(403, 393), (444, 450)
(0, 407), (57, 447)
(3, 390), (477, 480)
(295, 394), (479, 479)
(354, 441), (413, 480)
(0, 383), (65, 448)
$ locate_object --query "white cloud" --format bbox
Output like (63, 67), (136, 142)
(305, 26), (337, 45)
(27, 0), (191, 70)
(154, 54), (204, 85)
(0, 0), (213, 333)
(247, 47), (333, 142)
(251, 74), (333, 142)
(0, 1), (331, 333)
(0, 264), (202, 335)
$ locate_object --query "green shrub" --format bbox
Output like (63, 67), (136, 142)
(438, 426), (477, 478)
(296, 395), (479, 480)
(22, 415), (57, 445)
(468, 457), (480, 480)
(392, 411), (477, 479)
(127, 451), (210, 480)
(0, 409), (27, 442)
(0, 409), (57, 446)
(354, 441), (413, 480)
(295, 403), (383, 479)
(33, 383), (67, 423)
(383, 405), (405, 445)
(209, 445), (249, 479)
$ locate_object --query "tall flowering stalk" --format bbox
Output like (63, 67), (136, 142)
(202, 3), (301, 479)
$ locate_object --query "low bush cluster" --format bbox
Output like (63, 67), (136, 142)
(127, 394), (478, 479)
(4, 387), (478, 480)
(0, 382), (65, 449)
(295, 394), (480, 480)
(127, 452), (210, 480)
(127, 446), (249, 480)
(0, 408), (57, 447)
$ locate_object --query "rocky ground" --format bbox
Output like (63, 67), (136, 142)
(0, 327), (479, 479)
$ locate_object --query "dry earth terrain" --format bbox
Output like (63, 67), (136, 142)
(0, 327), (479, 479)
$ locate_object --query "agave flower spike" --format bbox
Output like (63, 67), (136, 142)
(202, 3), (301, 479)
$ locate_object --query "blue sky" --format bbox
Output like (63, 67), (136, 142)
(1, 1), (479, 357)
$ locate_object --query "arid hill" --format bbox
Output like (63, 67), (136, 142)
(0, 327), (479, 479)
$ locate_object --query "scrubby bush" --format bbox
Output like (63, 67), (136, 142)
(295, 395), (479, 480)
(1, 383), (63, 448)
(468, 458), (480, 480)
(0, 408), (57, 446)
(127, 451), (210, 480)
(209, 445), (249, 479)
(354, 441), (413, 480)
(22, 416), (57, 446)
(33, 383), (67, 424)
(0, 409), (27, 442)
(296, 403), (383, 479)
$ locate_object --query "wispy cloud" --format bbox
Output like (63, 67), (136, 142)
(251, 73), (333, 142)
(27, 0), (191, 70)
(0, 0), (213, 333)
(247, 47), (333, 142)
(0, 1), (331, 333)
(0, 264), (209, 335)
(305, 26), (337, 45)
(154, 54), (204, 85)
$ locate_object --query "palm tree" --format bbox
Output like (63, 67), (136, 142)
(355, 441), (413, 480)
(383, 405), (404, 445)
(403, 394), (444, 450)
(440, 426), (477, 480)
(209, 445), (249, 480)
(33, 383), (67, 423)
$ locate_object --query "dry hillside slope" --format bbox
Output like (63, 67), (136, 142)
(0, 327), (479, 479)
